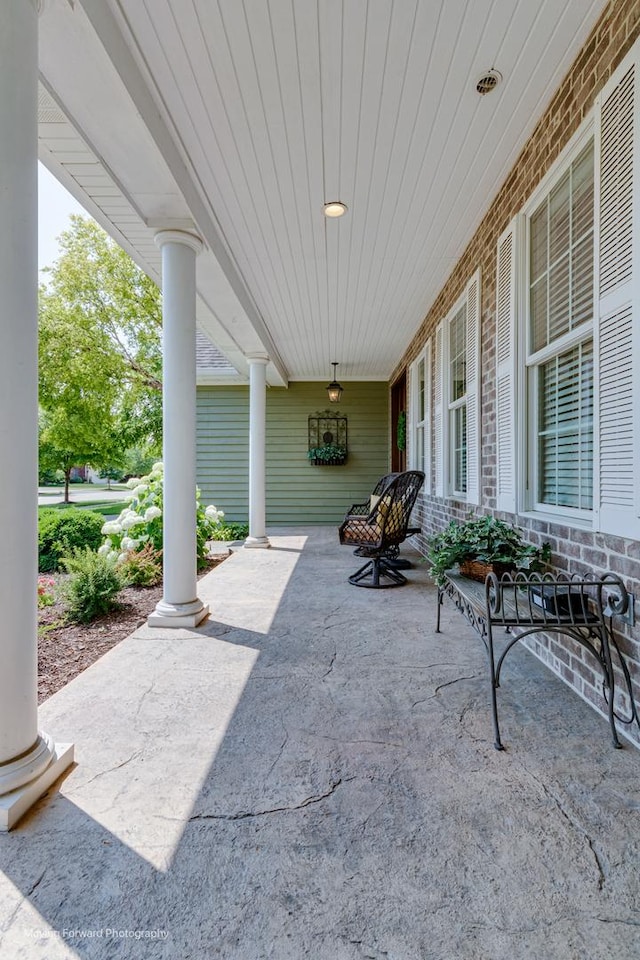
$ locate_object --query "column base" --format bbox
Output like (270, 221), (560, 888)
(244, 536), (271, 549)
(147, 597), (209, 628)
(0, 740), (74, 832)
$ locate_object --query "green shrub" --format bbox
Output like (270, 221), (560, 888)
(62, 548), (123, 623)
(38, 508), (105, 572)
(208, 522), (249, 542)
(118, 543), (163, 587)
(100, 462), (225, 570)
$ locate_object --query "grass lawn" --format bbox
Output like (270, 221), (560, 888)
(38, 500), (129, 517)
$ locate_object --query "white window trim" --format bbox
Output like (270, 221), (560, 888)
(518, 119), (596, 523)
(408, 342), (432, 490)
(439, 272), (480, 503)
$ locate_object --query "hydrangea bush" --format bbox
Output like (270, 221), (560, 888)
(99, 462), (224, 568)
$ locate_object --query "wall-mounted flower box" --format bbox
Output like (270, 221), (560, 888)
(308, 446), (347, 466)
(308, 411), (348, 466)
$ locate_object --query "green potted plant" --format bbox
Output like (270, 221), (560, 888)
(427, 514), (551, 586)
(307, 443), (347, 466)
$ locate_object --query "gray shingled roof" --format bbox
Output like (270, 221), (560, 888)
(196, 330), (235, 371)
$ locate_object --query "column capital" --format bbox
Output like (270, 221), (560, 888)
(246, 353), (270, 365)
(154, 229), (203, 255)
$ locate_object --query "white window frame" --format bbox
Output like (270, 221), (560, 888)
(435, 272), (480, 504)
(445, 298), (468, 499)
(518, 120), (596, 526)
(409, 342), (432, 489)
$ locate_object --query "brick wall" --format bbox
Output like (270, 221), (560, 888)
(399, 0), (640, 746)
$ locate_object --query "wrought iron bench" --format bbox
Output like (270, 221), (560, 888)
(339, 470), (424, 587)
(436, 570), (640, 750)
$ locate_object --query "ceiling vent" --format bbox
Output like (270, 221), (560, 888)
(476, 70), (502, 95)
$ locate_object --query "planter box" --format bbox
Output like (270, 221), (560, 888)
(528, 583), (587, 617)
(311, 457), (346, 466)
(459, 560), (514, 582)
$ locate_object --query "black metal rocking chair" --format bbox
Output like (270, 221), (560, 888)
(338, 470), (425, 587)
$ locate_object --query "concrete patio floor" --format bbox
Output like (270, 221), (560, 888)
(1, 527), (639, 959)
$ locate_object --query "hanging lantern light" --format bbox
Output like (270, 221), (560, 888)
(326, 362), (343, 403)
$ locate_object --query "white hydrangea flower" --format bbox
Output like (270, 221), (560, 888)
(97, 543), (110, 556)
(152, 462), (164, 473)
(144, 505), (162, 522)
(132, 483), (148, 499)
(101, 520), (122, 535)
(121, 536), (136, 551)
(121, 513), (145, 530)
(205, 504), (224, 523)
(126, 477), (142, 489)
(117, 552), (127, 564)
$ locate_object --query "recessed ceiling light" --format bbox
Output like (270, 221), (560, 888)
(323, 201), (348, 218)
(476, 69), (502, 95)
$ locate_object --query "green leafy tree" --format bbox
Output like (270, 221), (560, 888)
(38, 216), (164, 500)
(41, 215), (163, 447)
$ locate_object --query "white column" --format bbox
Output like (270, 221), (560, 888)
(148, 231), (209, 628)
(0, 0), (73, 830)
(245, 355), (271, 548)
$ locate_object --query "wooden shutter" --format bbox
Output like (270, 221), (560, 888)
(434, 323), (444, 497)
(496, 220), (518, 513)
(595, 51), (640, 537)
(465, 270), (481, 505)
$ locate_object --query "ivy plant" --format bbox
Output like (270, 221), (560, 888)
(427, 514), (551, 586)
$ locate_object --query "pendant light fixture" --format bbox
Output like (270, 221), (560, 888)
(326, 362), (343, 403)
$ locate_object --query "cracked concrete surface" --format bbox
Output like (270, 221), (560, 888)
(1, 526), (640, 959)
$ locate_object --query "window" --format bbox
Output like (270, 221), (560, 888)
(409, 342), (431, 487)
(526, 140), (594, 517)
(448, 303), (467, 495)
(435, 271), (480, 504)
(497, 42), (640, 538)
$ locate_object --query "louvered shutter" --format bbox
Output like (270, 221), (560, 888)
(594, 53), (640, 537)
(496, 220), (519, 513)
(407, 363), (415, 469)
(424, 338), (433, 494)
(434, 323), (444, 497)
(465, 270), (481, 505)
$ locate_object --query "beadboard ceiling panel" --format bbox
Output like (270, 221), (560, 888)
(39, 0), (608, 382)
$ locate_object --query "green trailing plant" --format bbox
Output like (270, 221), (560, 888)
(427, 514), (551, 586)
(62, 547), (123, 623)
(396, 410), (406, 452)
(38, 507), (105, 572)
(307, 443), (347, 463)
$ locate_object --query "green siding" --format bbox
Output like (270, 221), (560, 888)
(197, 382), (389, 524)
(197, 387), (250, 522)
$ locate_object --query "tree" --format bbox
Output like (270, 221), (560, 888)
(38, 307), (123, 502)
(41, 215), (163, 446)
(38, 216), (164, 500)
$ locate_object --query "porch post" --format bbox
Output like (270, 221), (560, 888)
(0, 0), (73, 830)
(245, 355), (271, 548)
(148, 230), (209, 628)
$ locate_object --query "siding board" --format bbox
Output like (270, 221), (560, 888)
(197, 382), (390, 524)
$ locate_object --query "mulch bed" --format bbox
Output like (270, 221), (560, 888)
(38, 556), (227, 704)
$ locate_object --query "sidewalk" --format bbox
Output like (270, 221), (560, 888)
(1, 527), (639, 958)
(38, 486), (127, 507)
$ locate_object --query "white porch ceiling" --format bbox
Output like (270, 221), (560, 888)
(38, 0), (607, 384)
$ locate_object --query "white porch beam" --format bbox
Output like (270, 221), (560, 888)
(148, 231), (209, 628)
(245, 356), (270, 549)
(0, 0), (73, 831)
